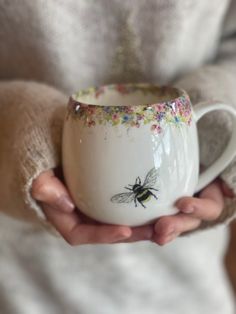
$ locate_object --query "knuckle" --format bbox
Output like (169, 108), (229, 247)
(31, 180), (48, 200)
(31, 171), (56, 200)
(155, 217), (172, 234)
(161, 217), (172, 229)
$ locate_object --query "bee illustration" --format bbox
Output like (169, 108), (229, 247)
(111, 167), (159, 208)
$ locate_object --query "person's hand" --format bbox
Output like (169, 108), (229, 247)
(152, 179), (234, 246)
(31, 169), (153, 245)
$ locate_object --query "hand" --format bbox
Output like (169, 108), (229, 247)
(152, 179), (234, 246)
(31, 168), (153, 245)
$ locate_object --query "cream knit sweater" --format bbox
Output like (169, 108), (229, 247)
(0, 1), (236, 313)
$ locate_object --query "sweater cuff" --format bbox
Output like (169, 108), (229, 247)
(0, 80), (67, 224)
(21, 140), (60, 221)
(17, 82), (67, 221)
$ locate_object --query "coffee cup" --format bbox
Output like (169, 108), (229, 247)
(62, 84), (236, 226)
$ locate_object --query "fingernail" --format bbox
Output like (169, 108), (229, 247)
(55, 195), (75, 212)
(121, 228), (132, 238)
(113, 228), (132, 242)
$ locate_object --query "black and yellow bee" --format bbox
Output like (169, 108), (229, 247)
(111, 167), (158, 208)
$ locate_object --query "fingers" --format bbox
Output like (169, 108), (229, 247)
(176, 181), (224, 221)
(152, 181), (225, 246)
(42, 204), (132, 245)
(31, 169), (75, 213)
(116, 225), (153, 243)
(33, 170), (153, 245)
(70, 224), (132, 245)
(176, 197), (223, 221)
(153, 214), (200, 245)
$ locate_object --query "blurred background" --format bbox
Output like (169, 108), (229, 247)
(225, 221), (236, 295)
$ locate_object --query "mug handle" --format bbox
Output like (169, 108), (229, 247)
(194, 101), (236, 193)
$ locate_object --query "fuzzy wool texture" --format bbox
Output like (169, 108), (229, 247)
(0, 0), (236, 313)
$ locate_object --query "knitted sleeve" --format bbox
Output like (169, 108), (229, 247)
(174, 0), (236, 228)
(0, 80), (67, 226)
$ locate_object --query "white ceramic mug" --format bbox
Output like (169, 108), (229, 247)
(62, 84), (236, 226)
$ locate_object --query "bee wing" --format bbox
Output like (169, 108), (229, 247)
(111, 192), (135, 203)
(143, 167), (158, 188)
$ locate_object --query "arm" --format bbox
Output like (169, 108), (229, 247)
(153, 0), (236, 244)
(174, 0), (236, 196)
(0, 80), (66, 225)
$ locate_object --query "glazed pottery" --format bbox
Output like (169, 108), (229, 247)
(62, 84), (236, 226)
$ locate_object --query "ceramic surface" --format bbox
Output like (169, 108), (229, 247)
(62, 84), (236, 226)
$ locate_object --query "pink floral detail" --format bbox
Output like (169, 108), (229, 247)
(88, 120), (95, 127)
(95, 87), (105, 98)
(116, 84), (129, 94)
(151, 124), (162, 134)
(112, 113), (119, 120)
(154, 104), (165, 112)
(68, 85), (192, 134)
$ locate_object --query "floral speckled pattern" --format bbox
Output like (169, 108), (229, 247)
(67, 84), (192, 134)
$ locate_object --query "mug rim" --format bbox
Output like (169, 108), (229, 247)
(70, 83), (189, 108)
(66, 83), (192, 133)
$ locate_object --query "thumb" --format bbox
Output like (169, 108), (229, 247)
(31, 169), (75, 213)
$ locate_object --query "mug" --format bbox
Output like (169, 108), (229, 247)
(62, 84), (236, 226)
